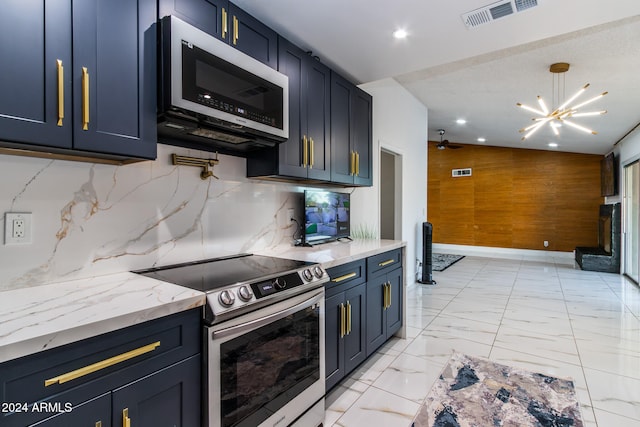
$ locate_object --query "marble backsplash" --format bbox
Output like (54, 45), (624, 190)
(0, 144), (316, 290)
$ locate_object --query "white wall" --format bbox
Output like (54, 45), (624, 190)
(359, 78), (428, 282)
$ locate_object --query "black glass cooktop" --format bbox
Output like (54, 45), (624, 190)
(135, 254), (311, 292)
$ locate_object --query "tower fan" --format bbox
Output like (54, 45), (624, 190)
(417, 222), (436, 284)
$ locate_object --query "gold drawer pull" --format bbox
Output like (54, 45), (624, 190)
(378, 259), (395, 267)
(387, 282), (391, 308)
(56, 59), (64, 126)
(346, 301), (352, 335)
(355, 151), (360, 176)
(123, 408), (131, 427)
(331, 272), (357, 283)
(309, 137), (314, 169)
(45, 341), (160, 387)
(96, 422), (102, 427)
(339, 303), (346, 338)
(302, 135), (308, 167)
(233, 15), (239, 45)
(222, 8), (228, 39)
(81, 67), (89, 130)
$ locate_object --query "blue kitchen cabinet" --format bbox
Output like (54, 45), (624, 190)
(330, 72), (373, 186)
(325, 260), (367, 391)
(366, 250), (403, 355)
(159, 0), (277, 68)
(71, 0), (157, 160)
(0, 0), (72, 150)
(247, 36), (331, 181)
(0, 0), (157, 162)
(0, 309), (201, 427)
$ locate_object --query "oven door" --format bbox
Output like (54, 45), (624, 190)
(206, 287), (325, 427)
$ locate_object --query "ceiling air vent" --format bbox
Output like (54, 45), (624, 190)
(462, 0), (539, 28)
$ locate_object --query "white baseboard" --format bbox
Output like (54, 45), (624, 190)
(432, 243), (575, 264)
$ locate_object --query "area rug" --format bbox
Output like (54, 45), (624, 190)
(413, 352), (583, 427)
(432, 254), (465, 271)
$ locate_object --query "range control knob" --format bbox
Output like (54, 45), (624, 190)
(302, 268), (313, 282)
(273, 277), (287, 290)
(237, 285), (253, 302)
(313, 266), (324, 278)
(219, 290), (235, 307)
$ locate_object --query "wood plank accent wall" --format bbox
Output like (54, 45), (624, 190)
(427, 142), (604, 252)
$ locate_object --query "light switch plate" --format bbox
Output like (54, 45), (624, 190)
(5, 212), (32, 245)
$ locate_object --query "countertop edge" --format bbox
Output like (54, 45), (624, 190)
(0, 272), (206, 363)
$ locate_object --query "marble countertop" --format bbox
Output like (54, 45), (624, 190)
(258, 238), (406, 269)
(0, 272), (205, 363)
(0, 239), (404, 364)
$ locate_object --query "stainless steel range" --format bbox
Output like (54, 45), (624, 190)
(136, 254), (328, 427)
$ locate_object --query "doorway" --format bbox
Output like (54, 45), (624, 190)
(380, 148), (402, 240)
(623, 160), (639, 283)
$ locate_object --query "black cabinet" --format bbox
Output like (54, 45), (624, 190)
(159, 0), (277, 68)
(110, 356), (201, 427)
(0, 309), (201, 427)
(366, 250), (403, 355)
(0, 0), (157, 162)
(247, 37), (331, 181)
(330, 72), (373, 186)
(325, 260), (367, 391)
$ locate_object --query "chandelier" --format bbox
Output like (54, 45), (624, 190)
(516, 62), (608, 140)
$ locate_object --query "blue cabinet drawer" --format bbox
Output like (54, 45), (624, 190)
(325, 259), (366, 296)
(367, 249), (402, 277)
(0, 308), (201, 427)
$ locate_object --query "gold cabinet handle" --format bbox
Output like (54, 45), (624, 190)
(302, 135), (308, 167)
(387, 282), (392, 308)
(96, 422), (102, 427)
(123, 408), (131, 427)
(233, 15), (239, 45)
(379, 259), (395, 267)
(355, 151), (360, 176)
(339, 303), (346, 338)
(81, 67), (89, 130)
(383, 283), (387, 309)
(222, 8), (228, 39)
(331, 272), (357, 283)
(346, 301), (352, 335)
(309, 137), (314, 169)
(349, 151), (355, 176)
(56, 59), (64, 126)
(45, 341), (160, 387)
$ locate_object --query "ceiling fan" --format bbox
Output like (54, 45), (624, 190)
(436, 129), (463, 150)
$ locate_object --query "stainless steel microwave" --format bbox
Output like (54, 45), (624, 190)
(158, 15), (289, 153)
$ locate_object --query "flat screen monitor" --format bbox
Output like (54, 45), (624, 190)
(304, 190), (350, 245)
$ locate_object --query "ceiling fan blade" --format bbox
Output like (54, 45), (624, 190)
(448, 145), (463, 149)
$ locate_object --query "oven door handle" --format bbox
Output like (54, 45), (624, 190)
(212, 289), (324, 340)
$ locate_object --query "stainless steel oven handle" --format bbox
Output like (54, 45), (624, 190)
(212, 289), (324, 340)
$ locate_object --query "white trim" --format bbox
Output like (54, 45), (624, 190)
(433, 243), (576, 264)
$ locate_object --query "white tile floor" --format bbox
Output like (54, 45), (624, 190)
(324, 255), (640, 426)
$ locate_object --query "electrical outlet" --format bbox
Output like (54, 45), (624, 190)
(5, 212), (32, 245)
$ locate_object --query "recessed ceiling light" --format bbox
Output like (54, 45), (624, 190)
(548, 142), (558, 148)
(393, 29), (408, 39)
(456, 119), (467, 124)
(477, 137), (486, 142)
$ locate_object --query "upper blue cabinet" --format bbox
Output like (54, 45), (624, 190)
(159, 0), (277, 68)
(0, 0), (157, 162)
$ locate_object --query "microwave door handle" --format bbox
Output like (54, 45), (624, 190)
(212, 290), (323, 340)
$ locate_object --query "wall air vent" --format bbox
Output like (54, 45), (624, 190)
(462, 0), (539, 28)
(452, 168), (472, 177)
